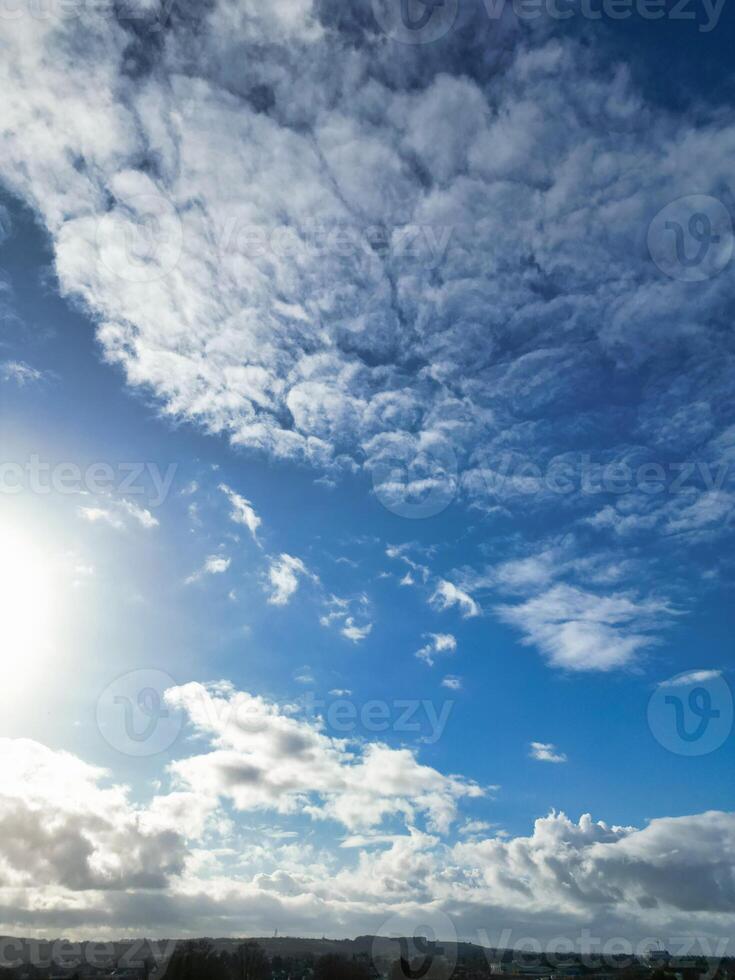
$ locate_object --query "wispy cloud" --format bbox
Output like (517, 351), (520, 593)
(416, 633), (457, 666)
(220, 483), (262, 544)
(430, 580), (480, 619)
(659, 669), (722, 687)
(530, 741), (568, 764)
(78, 498), (159, 532)
(1, 360), (44, 386)
(186, 554), (231, 585)
(497, 585), (672, 672)
(265, 553), (315, 606)
(320, 593), (373, 642)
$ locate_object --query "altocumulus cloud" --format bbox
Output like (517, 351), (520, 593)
(3, 731), (735, 941)
(2, 0), (735, 667)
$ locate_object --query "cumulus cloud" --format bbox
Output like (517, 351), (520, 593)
(165, 682), (482, 834)
(450, 810), (735, 922)
(4, 735), (735, 944)
(0, 738), (187, 892)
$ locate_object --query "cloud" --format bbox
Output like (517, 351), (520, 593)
(1, 0), (734, 675)
(220, 483), (262, 544)
(265, 553), (315, 605)
(78, 497), (158, 531)
(165, 682), (483, 834)
(497, 584), (671, 671)
(4, 735), (735, 944)
(416, 632), (457, 666)
(1, 360), (44, 386)
(430, 580), (480, 619)
(1, 704), (735, 942)
(451, 809), (735, 922)
(293, 666), (315, 685)
(0, 738), (187, 892)
(659, 669), (722, 687)
(186, 554), (231, 584)
(341, 618), (372, 643)
(319, 593), (372, 641)
(530, 741), (568, 763)
(441, 675), (462, 691)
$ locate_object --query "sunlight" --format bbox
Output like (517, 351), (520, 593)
(0, 519), (58, 690)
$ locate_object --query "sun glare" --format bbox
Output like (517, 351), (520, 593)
(0, 520), (58, 690)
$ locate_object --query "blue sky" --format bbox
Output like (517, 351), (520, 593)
(1, 0), (735, 948)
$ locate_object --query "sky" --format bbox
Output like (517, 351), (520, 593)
(1, 0), (735, 952)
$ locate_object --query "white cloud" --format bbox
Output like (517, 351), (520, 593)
(0, 738), (188, 892)
(293, 666), (315, 685)
(220, 483), (262, 544)
(530, 741), (568, 764)
(319, 593), (372, 642)
(79, 506), (125, 530)
(441, 675), (462, 691)
(3, 737), (735, 944)
(341, 618), (372, 643)
(430, 580), (480, 619)
(165, 682), (483, 834)
(78, 497), (158, 531)
(265, 553), (315, 605)
(659, 669), (722, 687)
(459, 819), (493, 836)
(416, 632), (457, 666)
(186, 554), (231, 584)
(1, 360), (44, 386)
(497, 584), (671, 671)
(0, 0), (733, 677)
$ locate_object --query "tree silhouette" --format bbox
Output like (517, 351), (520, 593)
(314, 954), (371, 980)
